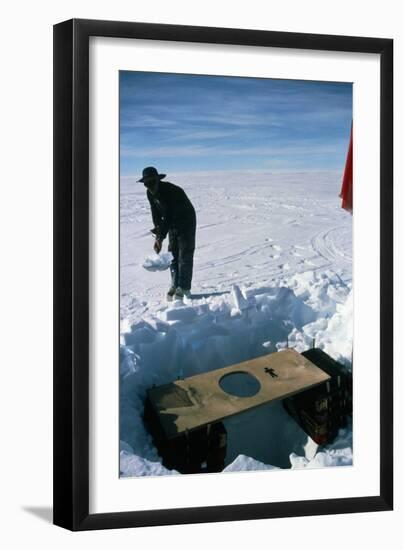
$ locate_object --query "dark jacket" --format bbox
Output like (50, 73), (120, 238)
(147, 181), (196, 240)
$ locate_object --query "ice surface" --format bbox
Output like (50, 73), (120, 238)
(119, 171), (353, 477)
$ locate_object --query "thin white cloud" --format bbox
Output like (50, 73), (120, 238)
(121, 141), (342, 159)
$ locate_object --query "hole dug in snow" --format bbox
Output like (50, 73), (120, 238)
(120, 276), (353, 477)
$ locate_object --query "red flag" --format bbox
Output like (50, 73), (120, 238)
(340, 125), (353, 213)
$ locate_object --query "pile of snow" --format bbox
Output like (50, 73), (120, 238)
(223, 455), (280, 472)
(120, 443), (179, 477)
(142, 252), (173, 272)
(290, 424), (353, 468)
(119, 271), (353, 477)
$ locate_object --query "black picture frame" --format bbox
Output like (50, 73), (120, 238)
(53, 18), (393, 531)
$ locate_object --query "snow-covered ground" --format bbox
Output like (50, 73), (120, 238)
(119, 170), (353, 477)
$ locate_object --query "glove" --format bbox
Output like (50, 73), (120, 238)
(154, 238), (162, 254)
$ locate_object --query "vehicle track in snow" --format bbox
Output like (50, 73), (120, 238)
(311, 225), (352, 265)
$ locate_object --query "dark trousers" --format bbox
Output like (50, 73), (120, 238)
(168, 224), (196, 290)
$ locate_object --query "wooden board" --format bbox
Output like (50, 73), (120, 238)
(147, 349), (331, 439)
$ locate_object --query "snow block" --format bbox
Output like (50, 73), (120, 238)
(269, 286), (316, 329)
(143, 316), (172, 333)
(160, 306), (197, 322)
(130, 320), (156, 333)
(231, 284), (248, 311)
(120, 346), (140, 377)
(193, 303), (210, 316)
(124, 325), (156, 346)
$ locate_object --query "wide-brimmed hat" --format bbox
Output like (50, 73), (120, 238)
(137, 166), (166, 183)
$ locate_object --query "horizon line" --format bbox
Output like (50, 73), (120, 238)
(121, 167), (343, 180)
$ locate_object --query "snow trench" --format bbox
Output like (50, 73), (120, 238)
(119, 270), (353, 477)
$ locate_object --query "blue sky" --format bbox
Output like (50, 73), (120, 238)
(120, 71), (352, 177)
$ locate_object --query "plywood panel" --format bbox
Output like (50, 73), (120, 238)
(147, 349), (330, 438)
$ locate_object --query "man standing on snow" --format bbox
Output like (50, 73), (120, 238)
(138, 166), (197, 301)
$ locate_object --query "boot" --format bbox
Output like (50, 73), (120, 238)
(174, 287), (191, 300)
(166, 286), (176, 302)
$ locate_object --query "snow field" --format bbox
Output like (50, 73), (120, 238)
(119, 170), (353, 476)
